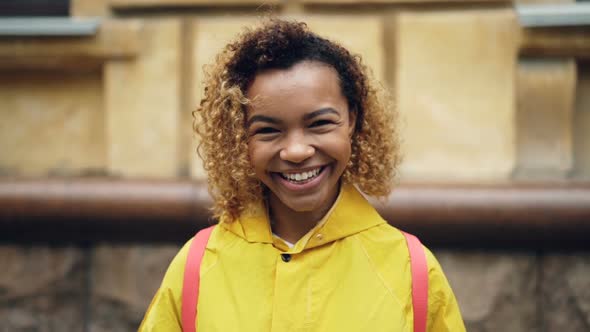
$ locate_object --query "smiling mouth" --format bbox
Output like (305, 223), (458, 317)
(278, 166), (325, 184)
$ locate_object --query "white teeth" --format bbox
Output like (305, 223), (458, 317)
(281, 167), (322, 182)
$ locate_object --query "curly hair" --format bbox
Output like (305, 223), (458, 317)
(194, 19), (400, 223)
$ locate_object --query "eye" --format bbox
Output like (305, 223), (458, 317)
(310, 119), (334, 128)
(254, 127), (280, 135)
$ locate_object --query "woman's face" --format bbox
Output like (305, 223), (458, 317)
(246, 61), (355, 215)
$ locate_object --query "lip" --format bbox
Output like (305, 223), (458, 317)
(277, 166), (324, 175)
(271, 164), (330, 192)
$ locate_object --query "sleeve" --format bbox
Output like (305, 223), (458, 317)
(424, 247), (467, 332)
(138, 238), (194, 332)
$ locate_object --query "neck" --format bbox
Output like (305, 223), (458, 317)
(268, 187), (340, 245)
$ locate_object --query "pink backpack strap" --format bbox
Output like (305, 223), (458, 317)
(182, 225), (215, 332)
(402, 231), (429, 332)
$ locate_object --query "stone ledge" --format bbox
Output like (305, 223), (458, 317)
(0, 17), (99, 36)
(516, 3), (590, 28)
(301, 0), (507, 3)
(1, 178), (589, 248)
(0, 20), (142, 69)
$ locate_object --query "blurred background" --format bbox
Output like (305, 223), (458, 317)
(1, 0), (589, 331)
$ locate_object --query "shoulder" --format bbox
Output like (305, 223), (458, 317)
(159, 235), (195, 295)
(419, 241), (467, 331)
(138, 234), (196, 331)
(355, 222), (449, 286)
(140, 225), (227, 331)
(356, 223), (458, 303)
(353, 223), (413, 306)
(422, 246), (466, 330)
(354, 222), (409, 263)
(355, 224), (466, 330)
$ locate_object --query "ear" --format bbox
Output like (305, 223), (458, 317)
(348, 109), (357, 138)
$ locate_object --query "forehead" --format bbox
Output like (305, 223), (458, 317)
(245, 61), (347, 116)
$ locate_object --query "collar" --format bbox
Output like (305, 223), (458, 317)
(221, 183), (386, 253)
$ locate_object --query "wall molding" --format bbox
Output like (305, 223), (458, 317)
(1, 178), (588, 248)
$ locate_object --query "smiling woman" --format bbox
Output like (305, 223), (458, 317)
(246, 62), (354, 243)
(194, 20), (402, 226)
(140, 19), (466, 332)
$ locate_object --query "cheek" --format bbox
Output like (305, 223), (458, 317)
(247, 144), (258, 169)
(247, 142), (254, 163)
(340, 142), (352, 165)
(324, 134), (352, 165)
(248, 142), (270, 174)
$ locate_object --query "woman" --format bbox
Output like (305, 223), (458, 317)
(140, 19), (465, 331)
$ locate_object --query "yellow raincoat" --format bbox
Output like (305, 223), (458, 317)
(140, 184), (466, 331)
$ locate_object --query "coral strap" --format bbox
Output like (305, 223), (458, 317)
(402, 231), (429, 332)
(181, 226), (215, 332)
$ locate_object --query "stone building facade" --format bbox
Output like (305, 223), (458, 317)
(1, 0), (589, 331)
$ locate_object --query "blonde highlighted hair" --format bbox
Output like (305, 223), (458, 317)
(193, 19), (400, 222)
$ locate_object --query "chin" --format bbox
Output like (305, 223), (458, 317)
(279, 185), (338, 213)
(284, 199), (325, 213)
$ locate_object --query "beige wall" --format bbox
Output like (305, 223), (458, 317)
(0, 70), (105, 177)
(395, 8), (518, 181)
(3, 3), (586, 181)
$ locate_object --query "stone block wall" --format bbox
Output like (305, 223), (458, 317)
(1, 0), (589, 331)
(2, 246), (590, 331)
(0, 245), (179, 332)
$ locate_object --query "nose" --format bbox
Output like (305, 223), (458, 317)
(279, 134), (315, 164)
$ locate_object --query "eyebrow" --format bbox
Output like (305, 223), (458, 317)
(247, 107), (340, 127)
(303, 108), (340, 121)
(247, 115), (280, 127)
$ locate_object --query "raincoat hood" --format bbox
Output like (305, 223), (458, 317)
(221, 183), (386, 252)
